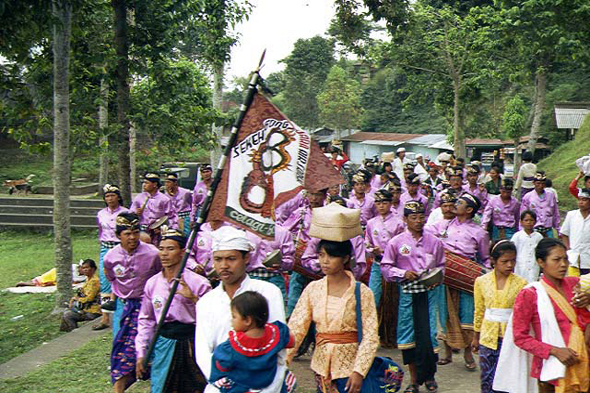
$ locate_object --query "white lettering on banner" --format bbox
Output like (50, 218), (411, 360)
(227, 207), (275, 237)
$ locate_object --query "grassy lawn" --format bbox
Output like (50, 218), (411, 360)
(0, 333), (151, 393)
(0, 231), (98, 363)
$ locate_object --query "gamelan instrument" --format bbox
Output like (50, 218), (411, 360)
(443, 250), (488, 294)
(148, 216), (169, 231)
(262, 250), (282, 268)
(417, 267), (443, 287)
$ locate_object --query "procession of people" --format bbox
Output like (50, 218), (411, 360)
(88, 145), (590, 393)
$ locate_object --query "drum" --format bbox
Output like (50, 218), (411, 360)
(292, 240), (322, 281)
(443, 250), (487, 294)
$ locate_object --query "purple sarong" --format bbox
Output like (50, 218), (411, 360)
(111, 298), (141, 387)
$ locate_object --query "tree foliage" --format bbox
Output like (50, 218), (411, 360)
(502, 94), (527, 140)
(130, 59), (219, 153)
(317, 65), (363, 132)
(280, 36), (335, 129)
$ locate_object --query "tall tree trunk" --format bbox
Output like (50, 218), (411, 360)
(129, 124), (137, 193)
(52, 0), (73, 310)
(113, 0), (131, 205)
(209, 63), (224, 167)
(98, 76), (109, 192)
(526, 65), (548, 154)
(452, 77), (466, 159)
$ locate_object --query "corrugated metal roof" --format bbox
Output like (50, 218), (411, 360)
(465, 138), (504, 146)
(406, 134), (447, 145)
(555, 108), (590, 129)
(429, 140), (454, 150)
(342, 132), (425, 143)
(360, 140), (404, 146)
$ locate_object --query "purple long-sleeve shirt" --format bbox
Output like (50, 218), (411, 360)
(275, 191), (307, 225)
(191, 181), (209, 220)
(480, 195), (520, 229)
(186, 222), (229, 272)
(301, 236), (367, 279)
(442, 218), (490, 268)
(97, 205), (129, 242)
(103, 242), (161, 299)
(247, 225), (295, 271)
(346, 193), (377, 226)
(520, 190), (560, 229)
(462, 184), (488, 212)
(167, 187), (192, 214)
(281, 206), (313, 243)
(130, 191), (178, 229)
(399, 191), (431, 217)
(135, 270), (211, 358)
(380, 230), (446, 281)
(365, 212), (405, 256)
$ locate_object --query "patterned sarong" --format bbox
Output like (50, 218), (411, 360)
(111, 298), (141, 387)
(479, 341), (505, 393)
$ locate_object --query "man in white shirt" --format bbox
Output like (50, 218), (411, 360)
(392, 147), (410, 180)
(560, 188), (590, 275)
(195, 226), (288, 393)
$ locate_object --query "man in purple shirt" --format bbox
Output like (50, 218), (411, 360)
(481, 178), (520, 241)
(136, 228), (211, 393)
(381, 201), (445, 393)
(520, 171), (560, 237)
(437, 193), (489, 371)
(433, 167), (465, 210)
(366, 189), (405, 307)
(346, 172), (377, 229)
(164, 173), (193, 237)
(130, 172), (177, 245)
(103, 212), (161, 392)
(400, 173), (431, 218)
(281, 187), (326, 318)
(191, 164), (213, 223)
(94, 184), (129, 331)
(247, 225), (295, 300)
(462, 165), (488, 213)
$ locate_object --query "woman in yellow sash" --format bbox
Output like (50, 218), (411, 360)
(512, 238), (590, 393)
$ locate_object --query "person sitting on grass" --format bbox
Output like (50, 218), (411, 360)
(59, 259), (101, 332)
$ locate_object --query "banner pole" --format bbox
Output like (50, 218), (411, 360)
(141, 50), (267, 370)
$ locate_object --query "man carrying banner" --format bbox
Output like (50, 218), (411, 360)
(135, 228), (211, 393)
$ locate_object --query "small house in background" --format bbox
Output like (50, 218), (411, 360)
(554, 102), (590, 140)
(341, 132), (450, 163)
(311, 127), (357, 152)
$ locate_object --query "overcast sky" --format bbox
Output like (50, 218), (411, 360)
(226, 0), (337, 81)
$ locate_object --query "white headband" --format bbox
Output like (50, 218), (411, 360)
(211, 226), (252, 252)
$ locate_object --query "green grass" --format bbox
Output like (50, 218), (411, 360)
(0, 231), (98, 363)
(537, 116), (590, 212)
(0, 333), (151, 393)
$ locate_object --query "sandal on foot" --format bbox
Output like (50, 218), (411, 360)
(425, 380), (438, 393)
(92, 322), (110, 331)
(465, 359), (477, 371)
(403, 384), (419, 393)
(437, 357), (452, 365)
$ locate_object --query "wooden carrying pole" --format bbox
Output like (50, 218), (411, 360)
(142, 51), (266, 368)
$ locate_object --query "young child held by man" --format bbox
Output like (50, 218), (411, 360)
(210, 291), (294, 393)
